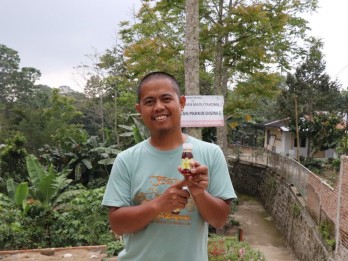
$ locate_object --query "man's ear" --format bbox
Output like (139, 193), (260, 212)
(179, 96), (186, 111)
(135, 104), (141, 113)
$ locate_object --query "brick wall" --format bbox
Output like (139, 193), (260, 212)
(305, 157), (348, 255)
(306, 174), (321, 223)
(339, 157), (348, 256)
(307, 173), (338, 224)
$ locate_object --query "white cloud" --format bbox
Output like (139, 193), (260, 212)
(306, 0), (348, 87)
(37, 68), (86, 92)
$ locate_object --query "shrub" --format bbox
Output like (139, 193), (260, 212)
(0, 186), (120, 251)
(208, 235), (266, 260)
(51, 187), (113, 247)
(0, 194), (34, 249)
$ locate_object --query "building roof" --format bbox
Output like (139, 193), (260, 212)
(257, 119), (289, 130)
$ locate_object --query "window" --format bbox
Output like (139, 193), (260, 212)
(294, 137), (306, 148)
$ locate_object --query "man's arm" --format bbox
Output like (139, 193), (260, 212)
(109, 179), (190, 235)
(108, 202), (160, 235)
(192, 192), (231, 228)
(179, 161), (231, 228)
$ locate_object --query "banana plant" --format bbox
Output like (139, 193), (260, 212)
(5, 179), (29, 214)
(119, 114), (149, 144)
(25, 154), (81, 209)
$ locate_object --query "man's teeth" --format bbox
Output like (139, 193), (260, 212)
(155, 115), (167, 120)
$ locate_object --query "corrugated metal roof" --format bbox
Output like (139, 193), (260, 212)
(257, 118), (289, 129)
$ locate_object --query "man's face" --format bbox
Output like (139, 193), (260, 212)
(135, 78), (185, 135)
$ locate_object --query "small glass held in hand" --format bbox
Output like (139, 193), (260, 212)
(171, 143), (194, 215)
(181, 143), (194, 177)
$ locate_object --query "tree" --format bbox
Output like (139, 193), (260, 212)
(116, 0), (318, 152)
(309, 113), (344, 157)
(77, 47), (139, 148)
(277, 39), (343, 157)
(0, 45), (42, 147)
(185, 0), (201, 139)
(41, 89), (84, 148)
(0, 44), (41, 104)
(225, 72), (284, 145)
(0, 132), (28, 192)
(277, 38), (342, 118)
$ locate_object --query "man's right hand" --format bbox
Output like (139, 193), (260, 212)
(156, 179), (190, 213)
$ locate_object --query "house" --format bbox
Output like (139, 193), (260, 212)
(258, 119), (337, 159)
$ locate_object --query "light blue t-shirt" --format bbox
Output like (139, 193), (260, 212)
(102, 136), (236, 261)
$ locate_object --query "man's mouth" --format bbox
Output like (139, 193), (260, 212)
(154, 115), (168, 121)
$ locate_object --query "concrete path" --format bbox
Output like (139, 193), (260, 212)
(233, 194), (299, 261)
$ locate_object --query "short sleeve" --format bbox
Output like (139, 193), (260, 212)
(102, 153), (132, 207)
(207, 146), (236, 200)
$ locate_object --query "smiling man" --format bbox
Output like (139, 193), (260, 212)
(102, 71), (236, 261)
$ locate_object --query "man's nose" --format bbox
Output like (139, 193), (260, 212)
(154, 100), (165, 110)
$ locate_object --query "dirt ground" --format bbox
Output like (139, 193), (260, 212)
(0, 246), (115, 261)
(233, 194), (299, 261)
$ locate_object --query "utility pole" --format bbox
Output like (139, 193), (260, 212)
(294, 95), (300, 161)
(185, 0), (201, 139)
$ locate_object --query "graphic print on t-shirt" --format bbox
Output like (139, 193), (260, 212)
(133, 175), (197, 226)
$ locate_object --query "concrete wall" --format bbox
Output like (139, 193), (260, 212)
(230, 163), (332, 261)
(228, 145), (348, 261)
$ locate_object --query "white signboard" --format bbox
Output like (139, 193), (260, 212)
(181, 95), (224, 127)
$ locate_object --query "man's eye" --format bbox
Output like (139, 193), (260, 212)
(144, 100), (154, 105)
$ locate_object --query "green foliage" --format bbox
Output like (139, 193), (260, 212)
(309, 113), (344, 154)
(276, 39), (343, 155)
(277, 39), (342, 137)
(106, 239), (125, 257)
(119, 0), (317, 87)
(301, 157), (339, 186)
(25, 154), (79, 208)
(0, 132), (28, 191)
(50, 187), (114, 246)
(0, 202), (34, 249)
(319, 220), (336, 251)
(0, 44), (41, 104)
(225, 72), (283, 117)
(0, 186), (118, 250)
(119, 114), (149, 144)
(0, 183), (118, 250)
(264, 176), (277, 198)
(301, 158), (323, 174)
(285, 112), (344, 159)
(42, 89), (84, 147)
(291, 203), (301, 217)
(336, 128), (348, 157)
(208, 235), (266, 260)
(6, 179), (29, 214)
(38, 132), (120, 185)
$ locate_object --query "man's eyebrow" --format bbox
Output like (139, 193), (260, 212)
(143, 93), (174, 99)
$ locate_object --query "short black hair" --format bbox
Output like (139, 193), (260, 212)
(137, 71), (181, 102)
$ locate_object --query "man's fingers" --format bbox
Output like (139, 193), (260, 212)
(173, 178), (187, 189)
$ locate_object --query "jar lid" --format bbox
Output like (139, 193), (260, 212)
(183, 143), (193, 150)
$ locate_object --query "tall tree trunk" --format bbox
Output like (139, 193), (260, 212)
(114, 90), (119, 145)
(214, 0), (229, 155)
(99, 95), (105, 143)
(185, 0), (201, 139)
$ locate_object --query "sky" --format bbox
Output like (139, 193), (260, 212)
(0, 0), (141, 92)
(0, 0), (347, 92)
